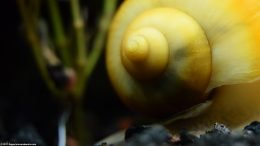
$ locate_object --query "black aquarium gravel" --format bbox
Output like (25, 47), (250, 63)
(98, 121), (260, 146)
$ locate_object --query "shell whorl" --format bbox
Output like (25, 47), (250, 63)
(106, 0), (260, 116)
(107, 7), (212, 116)
(121, 27), (169, 80)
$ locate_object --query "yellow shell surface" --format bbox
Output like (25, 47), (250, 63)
(106, 0), (260, 124)
(108, 0), (260, 89)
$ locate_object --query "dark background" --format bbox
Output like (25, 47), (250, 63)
(0, 0), (135, 145)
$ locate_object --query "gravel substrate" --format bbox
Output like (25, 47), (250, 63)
(95, 121), (260, 146)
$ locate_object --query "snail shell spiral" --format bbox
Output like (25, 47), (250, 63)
(106, 0), (260, 121)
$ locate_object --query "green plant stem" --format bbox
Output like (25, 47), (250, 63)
(68, 100), (92, 146)
(69, 1), (89, 145)
(70, 0), (87, 69)
(18, 1), (119, 145)
(75, 0), (117, 98)
(68, 1), (118, 145)
(47, 0), (71, 66)
(86, 0), (117, 76)
(17, 0), (64, 98)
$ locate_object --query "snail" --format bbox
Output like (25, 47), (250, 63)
(106, 0), (260, 132)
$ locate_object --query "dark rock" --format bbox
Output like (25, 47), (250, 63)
(94, 142), (115, 146)
(125, 125), (151, 141)
(173, 131), (198, 146)
(244, 121), (260, 136)
(205, 123), (231, 136)
(9, 125), (46, 146)
(119, 122), (260, 146)
(124, 125), (171, 146)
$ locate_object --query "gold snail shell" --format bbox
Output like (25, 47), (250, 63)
(106, 0), (260, 128)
